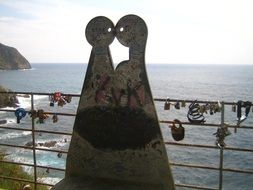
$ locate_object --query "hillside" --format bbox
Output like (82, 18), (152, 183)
(0, 43), (31, 70)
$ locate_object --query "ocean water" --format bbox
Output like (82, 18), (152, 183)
(0, 63), (253, 189)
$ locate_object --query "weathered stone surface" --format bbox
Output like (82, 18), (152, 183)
(52, 177), (165, 190)
(54, 15), (175, 190)
(0, 43), (31, 70)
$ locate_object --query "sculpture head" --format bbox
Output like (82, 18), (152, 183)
(85, 16), (115, 47)
(115, 14), (148, 48)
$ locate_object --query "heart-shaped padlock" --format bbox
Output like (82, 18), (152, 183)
(170, 119), (185, 141)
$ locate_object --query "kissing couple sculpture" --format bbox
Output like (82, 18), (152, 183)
(52, 14), (176, 190)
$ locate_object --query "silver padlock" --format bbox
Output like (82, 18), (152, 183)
(164, 98), (170, 110)
(181, 100), (186, 107)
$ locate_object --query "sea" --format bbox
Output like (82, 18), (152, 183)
(0, 63), (253, 190)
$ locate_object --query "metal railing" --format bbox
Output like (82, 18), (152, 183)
(0, 91), (252, 190)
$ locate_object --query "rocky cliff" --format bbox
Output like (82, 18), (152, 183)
(0, 43), (31, 70)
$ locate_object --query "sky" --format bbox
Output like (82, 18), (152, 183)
(0, 0), (253, 64)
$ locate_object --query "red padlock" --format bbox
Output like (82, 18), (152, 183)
(54, 92), (62, 102)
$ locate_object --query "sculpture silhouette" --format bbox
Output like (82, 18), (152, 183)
(52, 15), (175, 190)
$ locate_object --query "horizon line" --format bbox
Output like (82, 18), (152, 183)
(30, 62), (253, 65)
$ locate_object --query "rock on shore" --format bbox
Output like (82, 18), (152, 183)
(0, 85), (19, 108)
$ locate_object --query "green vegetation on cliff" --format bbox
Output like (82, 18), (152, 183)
(0, 153), (48, 190)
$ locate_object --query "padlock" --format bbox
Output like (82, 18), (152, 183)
(170, 119), (185, 141)
(37, 109), (45, 124)
(29, 110), (37, 119)
(15, 108), (26, 124)
(199, 105), (205, 114)
(57, 152), (62, 158)
(204, 104), (208, 114)
(232, 102), (236, 112)
(49, 95), (55, 107)
(224, 124), (231, 136)
(54, 92), (62, 102)
(234, 125), (238, 133)
(213, 124), (231, 148)
(63, 95), (72, 103)
(174, 101), (180, 109)
(52, 114), (58, 123)
(209, 104), (214, 115)
(43, 113), (49, 120)
(237, 101), (252, 125)
(215, 101), (221, 112)
(164, 98), (170, 110)
(58, 97), (66, 107)
(181, 100), (186, 107)
(187, 100), (206, 124)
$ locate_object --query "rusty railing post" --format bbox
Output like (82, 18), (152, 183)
(219, 102), (225, 190)
(31, 93), (38, 189)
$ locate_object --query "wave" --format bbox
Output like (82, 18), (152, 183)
(39, 177), (62, 185)
(6, 118), (16, 124)
(17, 68), (36, 72)
(33, 95), (48, 100)
(0, 131), (31, 140)
(35, 137), (70, 150)
(16, 96), (31, 109)
(15, 95), (48, 108)
(4, 149), (63, 185)
(0, 106), (16, 111)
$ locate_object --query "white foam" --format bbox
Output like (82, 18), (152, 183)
(5, 150), (34, 166)
(18, 68), (33, 71)
(16, 96), (31, 109)
(0, 106), (16, 111)
(35, 138), (69, 150)
(34, 95), (48, 100)
(56, 141), (67, 148)
(0, 131), (31, 140)
(6, 106), (16, 110)
(55, 137), (70, 148)
(39, 177), (62, 185)
(15, 95), (48, 109)
(6, 117), (16, 124)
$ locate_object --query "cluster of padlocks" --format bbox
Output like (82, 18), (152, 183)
(13, 95), (252, 149)
(14, 92), (72, 124)
(164, 99), (252, 148)
(49, 92), (72, 107)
